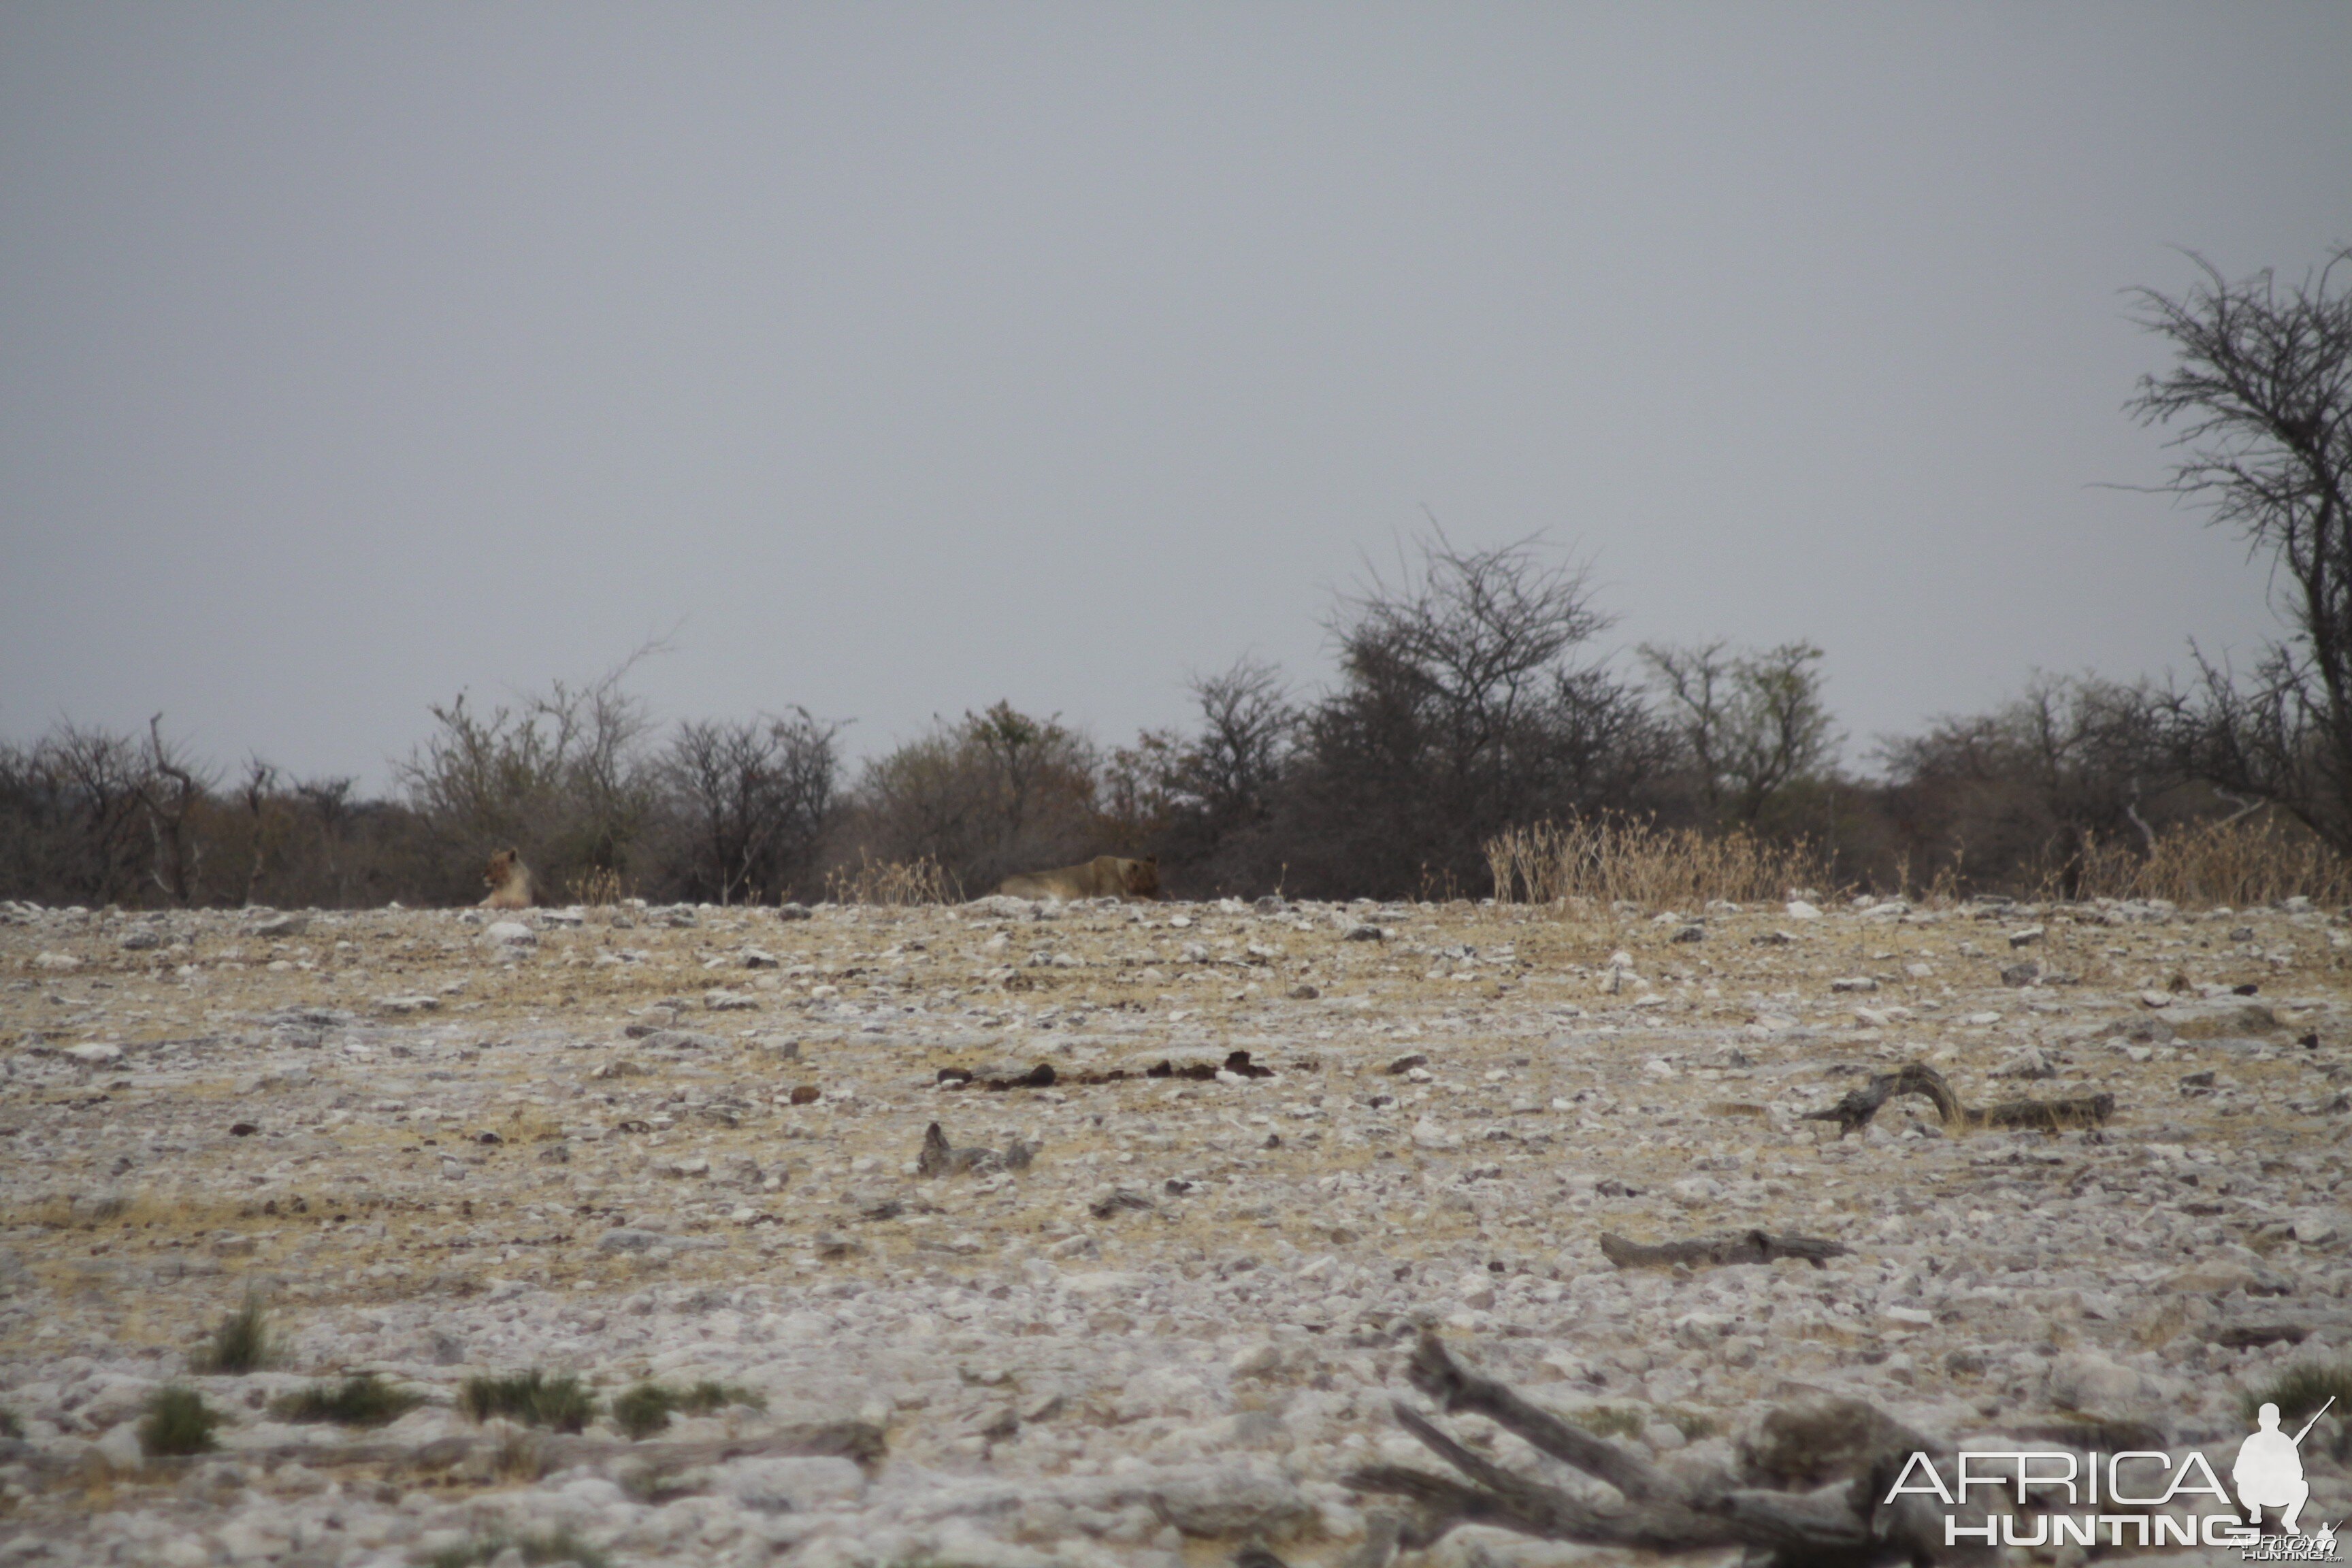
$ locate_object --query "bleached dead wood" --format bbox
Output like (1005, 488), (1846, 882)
(1345, 1333), (1965, 1566)
(1801, 1062), (2115, 1138)
(1599, 1229), (1850, 1270)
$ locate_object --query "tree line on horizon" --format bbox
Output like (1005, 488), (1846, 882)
(5, 248), (2348, 913)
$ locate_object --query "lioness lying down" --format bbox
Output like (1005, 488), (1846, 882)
(995, 854), (1159, 902)
(479, 848), (535, 910)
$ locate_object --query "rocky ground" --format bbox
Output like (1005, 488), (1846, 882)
(0, 889), (2347, 1567)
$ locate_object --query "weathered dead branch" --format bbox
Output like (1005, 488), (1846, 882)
(1802, 1062), (2115, 1137)
(1344, 1333), (1965, 1565)
(1599, 1229), (1851, 1271)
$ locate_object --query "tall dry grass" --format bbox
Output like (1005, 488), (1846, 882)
(822, 851), (963, 906)
(2066, 814), (2352, 907)
(1486, 815), (1835, 911)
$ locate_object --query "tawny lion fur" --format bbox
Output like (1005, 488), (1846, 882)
(479, 848), (535, 910)
(995, 854), (1159, 902)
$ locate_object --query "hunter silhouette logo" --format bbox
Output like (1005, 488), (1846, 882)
(1880, 1392), (2341, 1553)
(2236, 1397), (2331, 1535)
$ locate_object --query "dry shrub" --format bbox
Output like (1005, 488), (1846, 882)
(2069, 814), (2352, 907)
(822, 851), (962, 906)
(563, 867), (626, 907)
(1487, 815), (1834, 911)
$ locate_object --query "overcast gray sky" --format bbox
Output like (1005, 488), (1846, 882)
(5, 4), (2348, 790)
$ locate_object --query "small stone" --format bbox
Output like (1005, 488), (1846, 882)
(741, 949), (780, 968)
(2046, 1352), (2166, 1416)
(479, 921), (536, 949)
(777, 902), (813, 921)
(120, 930), (164, 951)
(33, 951), (81, 971)
(67, 1043), (122, 1064)
(2008, 926), (2046, 947)
(1286, 983), (1320, 1000)
(789, 1084), (821, 1105)
(598, 1227), (666, 1252)
(229, 1122), (259, 1137)
(1670, 924), (1705, 943)
(1993, 1045), (2056, 1079)
(1343, 926), (1383, 943)
(1829, 976), (1878, 993)
(374, 994), (440, 1014)
(95, 1422), (146, 1471)
(1785, 901), (1821, 919)
(704, 989), (758, 1011)
(2000, 962), (2042, 987)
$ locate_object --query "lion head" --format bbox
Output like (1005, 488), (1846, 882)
(1122, 855), (1160, 900)
(479, 848), (534, 910)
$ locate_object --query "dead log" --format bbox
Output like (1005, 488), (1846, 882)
(1345, 1333), (1971, 1566)
(1972, 1092), (2114, 1132)
(1802, 1062), (2114, 1137)
(1599, 1229), (1851, 1271)
(935, 1062), (1057, 1090)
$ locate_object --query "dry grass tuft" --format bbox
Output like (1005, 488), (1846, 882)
(425, 1526), (610, 1568)
(270, 1373), (423, 1428)
(563, 867), (627, 907)
(823, 851), (962, 906)
(2069, 815), (2352, 908)
(457, 1369), (594, 1433)
(190, 1294), (273, 1374)
(138, 1386), (220, 1456)
(610, 1378), (766, 1439)
(1486, 815), (1835, 911)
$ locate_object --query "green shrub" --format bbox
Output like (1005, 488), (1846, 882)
(679, 1378), (764, 1415)
(138, 1386), (220, 1456)
(0, 1406), (22, 1439)
(423, 1527), (610, 1568)
(609, 1378), (767, 1440)
(191, 1294), (273, 1374)
(270, 1373), (423, 1428)
(609, 1382), (674, 1440)
(457, 1370), (595, 1433)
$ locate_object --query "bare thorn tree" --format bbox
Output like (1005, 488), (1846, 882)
(660, 709), (840, 904)
(135, 715), (212, 905)
(1182, 656), (1298, 826)
(1642, 640), (1838, 823)
(1278, 527), (1663, 897)
(2127, 247), (2352, 848)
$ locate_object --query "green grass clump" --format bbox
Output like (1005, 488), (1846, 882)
(138, 1386), (220, 1456)
(2242, 1360), (2352, 1460)
(191, 1294), (274, 1374)
(423, 1527), (610, 1568)
(457, 1370), (595, 1433)
(610, 1378), (768, 1439)
(0, 1406), (22, 1439)
(270, 1373), (425, 1428)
